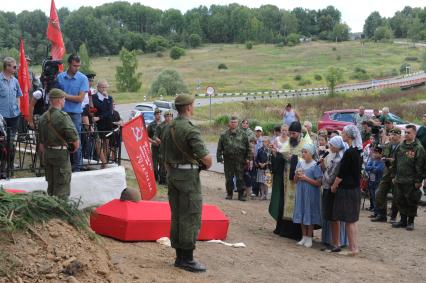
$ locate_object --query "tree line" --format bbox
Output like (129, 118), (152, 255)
(363, 6), (426, 42)
(0, 2), (349, 64)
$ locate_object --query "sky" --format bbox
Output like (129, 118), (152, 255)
(2, 0), (425, 32)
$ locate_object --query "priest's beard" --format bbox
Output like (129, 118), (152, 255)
(289, 136), (300, 147)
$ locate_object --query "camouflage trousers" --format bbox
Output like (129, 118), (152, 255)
(168, 168), (202, 250)
(44, 149), (72, 200)
(395, 183), (422, 217)
(375, 177), (398, 217)
(223, 160), (245, 195)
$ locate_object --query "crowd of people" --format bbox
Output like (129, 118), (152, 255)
(0, 55), (123, 180)
(215, 103), (426, 256)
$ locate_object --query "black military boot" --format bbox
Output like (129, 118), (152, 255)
(392, 214), (407, 228)
(225, 193), (233, 200)
(389, 207), (398, 223)
(175, 249), (206, 273)
(238, 190), (246, 201)
(406, 216), (415, 231)
(174, 249), (183, 266)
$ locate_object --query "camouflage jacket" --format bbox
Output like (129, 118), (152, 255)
(393, 139), (425, 184)
(217, 128), (251, 163)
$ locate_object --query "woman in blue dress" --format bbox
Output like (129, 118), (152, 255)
(293, 143), (323, 248)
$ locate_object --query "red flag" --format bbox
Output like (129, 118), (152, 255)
(18, 38), (30, 121)
(47, 0), (65, 62)
(122, 115), (157, 200)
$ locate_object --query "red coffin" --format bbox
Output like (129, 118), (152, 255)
(90, 200), (229, 241)
(4, 189), (27, 194)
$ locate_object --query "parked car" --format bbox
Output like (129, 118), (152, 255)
(154, 100), (177, 117)
(129, 103), (161, 125)
(317, 109), (416, 133)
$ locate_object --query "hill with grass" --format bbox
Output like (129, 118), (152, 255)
(86, 41), (426, 104)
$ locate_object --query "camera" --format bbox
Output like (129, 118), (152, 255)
(40, 57), (62, 93)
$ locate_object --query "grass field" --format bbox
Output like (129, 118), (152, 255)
(84, 41), (426, 104)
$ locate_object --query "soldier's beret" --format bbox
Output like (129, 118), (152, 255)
(49, 88), (66, 99)
(164, 110), (173, 116)
(390, 128), (401, 135)
(175, 94), (195, 106)
(154, 108), (162, 114)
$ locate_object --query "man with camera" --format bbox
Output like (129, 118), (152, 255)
(38, 89), (80, 200)
(56, 54), (89, 172)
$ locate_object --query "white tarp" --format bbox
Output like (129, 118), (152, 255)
(0, 166), (127, 209)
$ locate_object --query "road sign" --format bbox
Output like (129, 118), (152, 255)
(206, 86), (215, 96)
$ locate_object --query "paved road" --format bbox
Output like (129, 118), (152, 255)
(115, 72), (426, 121)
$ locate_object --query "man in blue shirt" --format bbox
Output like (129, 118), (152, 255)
(56, 54), (89, 172)
(0, 57), (23, 140)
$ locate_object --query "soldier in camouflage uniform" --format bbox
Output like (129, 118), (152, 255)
(38, 89), (80, 199)
(217, 116), (251, 201)
(155, 110), (173, 185)
(392, 125), (425, 230)
(147, 108), (162, 181)
(371, 128), (401, 223)
(161, 94), (212, 272)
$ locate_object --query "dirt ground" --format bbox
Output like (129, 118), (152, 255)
(1, 171), (425, 283)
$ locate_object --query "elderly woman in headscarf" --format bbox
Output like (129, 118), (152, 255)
(331, 125), (362, 256)
(292, 143), (323, 248)
(319, 136), (349, 252)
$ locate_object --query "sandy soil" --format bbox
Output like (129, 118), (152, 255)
(2, 171), (425, 283)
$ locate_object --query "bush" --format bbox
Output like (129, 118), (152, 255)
(188, 34), (202, 48)
(351, 67), (370, 80)
(282, 83), (292, 89)
(146, 35), (169, 52)
(314, 74), (322, 81)
(332, 47), (337, 51)
(275, 42), (285, 48)
(400, 63), (411, 74)
(149, 69), (188, 97)
(336, 55), (341, 61)
(170, 46), (186, 60)
(405, 56), (418, 62)
(156, 52), (163, 58)
(294, 74), (302, 81)
(287, 33), (300, 46)
(391, 68), (399, 76)
(298, 79), (311, 86)
(245, 41), (253, 50)
(218, 63), (228, 70)
(214, 115), (230, 126)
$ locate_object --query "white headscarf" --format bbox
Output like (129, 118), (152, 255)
(343, 125), (363, 150)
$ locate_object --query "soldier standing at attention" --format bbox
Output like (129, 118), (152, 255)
(155, 110), (174, 185)
(217, 116), (251, 201)
(38, 89), (80, 200)
(161, 94), (212, 272)
(392, 125), (425, 230)
(147, 108), (162, 181)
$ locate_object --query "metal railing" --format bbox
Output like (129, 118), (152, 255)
(2, 126), (122, 179)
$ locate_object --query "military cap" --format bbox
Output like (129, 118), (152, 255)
(389, 128), (401, 135)
(384, 118), (393, 124)
(154, 108), (162, 114)
(174, 94), (195, 106)
(49, 88), (66, 99)
(164, 110), (173, 116)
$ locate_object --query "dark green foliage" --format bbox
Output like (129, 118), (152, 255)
(188, 34), (202, 48)
(332, 47), (337, 51)
(294, 74), (302, 81)
(336, 55), (341, 61)
(156, 51), (164, 57)
(404, 57), (418, 62)
(146, 35), (169, 52)
(326, 67), (343, 97)
(214, 115), (230, 126)
(282, 83), (292, 89)
(400, 63), (411, 74)
(351, 67), (370, 80)
(245, 41), (253, 50)
(115, 48), (142, 92)
(169, 46), (186, 60)
(218, 63), (228, 70)
(78, 43), (94, 75)
(298, 79), (311, 86)
(0, 189), (89, 233)
(314, 74), (322, 81)
(149, 69), (188, 96)
(286, 33), (300, 46)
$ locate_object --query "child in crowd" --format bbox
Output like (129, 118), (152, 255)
(365, 146), (385, 216)
(317, 134), (329, 157)
(293, 143), (323, 248)
(256, 137), (271, 200)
